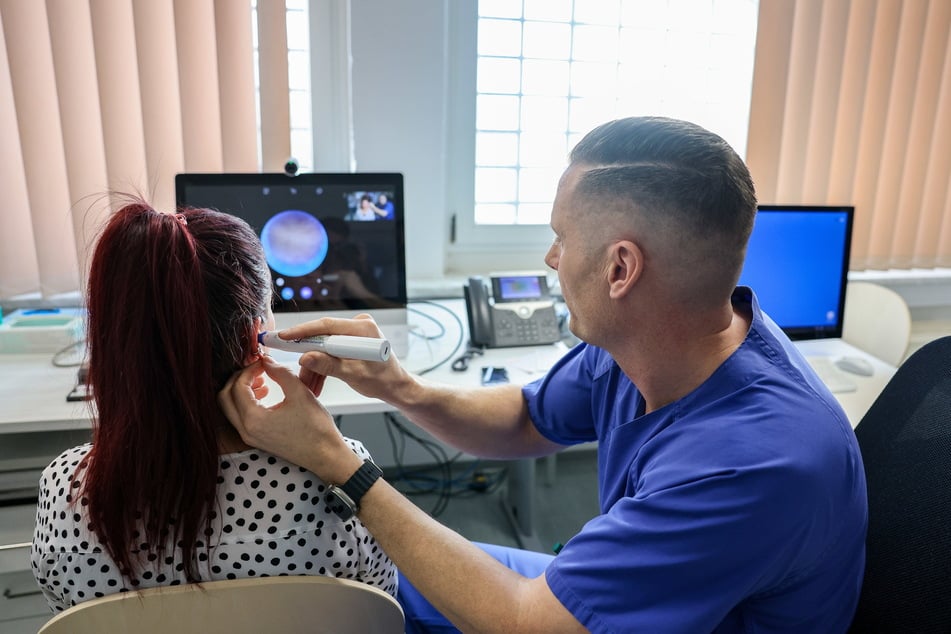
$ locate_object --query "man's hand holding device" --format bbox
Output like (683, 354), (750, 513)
(267, 315), (414, 402)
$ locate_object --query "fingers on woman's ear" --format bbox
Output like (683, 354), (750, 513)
(299, 366), (327, 396)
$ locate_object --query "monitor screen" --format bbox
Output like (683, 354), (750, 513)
(174, 172), (407, 316)
(739, 205), (854, 340)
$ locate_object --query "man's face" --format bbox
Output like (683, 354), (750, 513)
(545, 166), (599, 340)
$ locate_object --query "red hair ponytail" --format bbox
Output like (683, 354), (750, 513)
(81, 200), (269, 581)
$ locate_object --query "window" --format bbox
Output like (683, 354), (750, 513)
(252, 0), (313, 172)
(470, 0), (759, 228)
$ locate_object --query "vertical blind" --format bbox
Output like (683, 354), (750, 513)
(0, 0), (290, 301)
(747, 0), (951, 270)
(3, 1), (950, 302)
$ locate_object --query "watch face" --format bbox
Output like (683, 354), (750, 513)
(326, 488), (356, 520)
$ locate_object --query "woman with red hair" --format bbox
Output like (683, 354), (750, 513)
(31, 199), (396, 612)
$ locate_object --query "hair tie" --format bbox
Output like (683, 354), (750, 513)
(174, 213), (188, 227)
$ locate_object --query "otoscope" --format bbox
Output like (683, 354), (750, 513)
(258, 332), (391, 362)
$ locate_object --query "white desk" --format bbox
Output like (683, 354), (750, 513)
(0, 298), (894, 434)
(0, 302), (896, 619)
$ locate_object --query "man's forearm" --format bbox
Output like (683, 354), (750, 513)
(384, 380), (561, 459)
(356, 478), (585, 633)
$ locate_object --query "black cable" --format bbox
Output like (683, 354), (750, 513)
(383, 412), (453, 516)
(379, 412), (511, 517)
(451, 345), (484, 372)
(406, 299), (467, 376)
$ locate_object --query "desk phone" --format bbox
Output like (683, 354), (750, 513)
(464, 273), (561, 348)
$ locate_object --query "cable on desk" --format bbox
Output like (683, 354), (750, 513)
(450, 346), (484, 372)
(51, 338), (87, 368)
(406, 303), (447, 340)
(407, 300), (467, 376)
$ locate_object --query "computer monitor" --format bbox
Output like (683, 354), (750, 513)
(738, 205), (854, 340)
(174, 172), (409, 355)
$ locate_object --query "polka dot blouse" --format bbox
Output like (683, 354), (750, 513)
(31, 441), (397, 612)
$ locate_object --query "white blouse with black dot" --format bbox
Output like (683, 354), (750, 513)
(31, 441), (397, 612)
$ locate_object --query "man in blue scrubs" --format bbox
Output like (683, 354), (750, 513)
(221, 117), (867, 633)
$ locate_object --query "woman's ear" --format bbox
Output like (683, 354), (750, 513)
(243, 317), (265, 365)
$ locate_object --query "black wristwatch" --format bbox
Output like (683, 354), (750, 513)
(325, 459), (383, 520)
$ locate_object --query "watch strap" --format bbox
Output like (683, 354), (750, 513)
(327, 459), (382, 518)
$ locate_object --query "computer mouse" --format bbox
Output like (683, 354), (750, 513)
(835, 356), (875, 377)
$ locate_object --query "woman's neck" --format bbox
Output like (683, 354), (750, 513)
(217, 424), (253, 454)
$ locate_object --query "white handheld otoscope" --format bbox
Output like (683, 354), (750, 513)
(258, 332), (391, 362)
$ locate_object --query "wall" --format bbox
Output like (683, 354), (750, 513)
(349, 0), (450, 283)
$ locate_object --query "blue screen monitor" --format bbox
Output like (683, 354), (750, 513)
(738, 205), (854, 340)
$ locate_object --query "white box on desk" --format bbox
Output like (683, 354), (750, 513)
(0, 308), (84, 353)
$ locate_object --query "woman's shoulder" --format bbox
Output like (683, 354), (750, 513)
(41, 443), (92, 480)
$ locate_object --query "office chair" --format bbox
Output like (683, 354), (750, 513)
(37, 575), (404, 634)
(842, 281), (912, 366)
(849, 335), (951, 633)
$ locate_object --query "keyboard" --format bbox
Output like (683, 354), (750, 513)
(806, 356), (858, 394)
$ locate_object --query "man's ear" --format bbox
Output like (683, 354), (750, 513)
(607, 239), (643, 299)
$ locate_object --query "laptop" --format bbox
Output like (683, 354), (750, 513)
(738, 205), (856, 391)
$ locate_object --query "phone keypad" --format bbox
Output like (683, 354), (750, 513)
(491, 304), (561, 347)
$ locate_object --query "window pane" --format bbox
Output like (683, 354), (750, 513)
(480, 0), (522, 19)
(290, 90), (310, 127)
(475, 167), (518, 202)
(478, 57), (521, 94)
(671, 0), (714, 32)
(517, 203), (555, 224)
(288, 51), (310, 90)
(523, 0), (572, 22)
(479, 19), (522, 57)
(712, 0), (758, 34)
(569, 97), (617, 134)
(620, 0), (668, 28)
(286, 11), (309, 50)
(476, 94), (521, 130)
(519, 167), (563, 202)
(519, 131), (568, 167)
(476, 132), (519, 166)
(570, 62), (618, 97)
(619, 27), (665, 62)
(574, 0), (621, 25)
(520, 96), (568, 130)
(522, 59), (569, 96)
(572, 25), (619, 62)
(523, 22), (571, 59)
(475, 203), (517, 224)
(290, 129), (313, 172)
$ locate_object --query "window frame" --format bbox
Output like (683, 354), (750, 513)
(446, 1), (558, 265)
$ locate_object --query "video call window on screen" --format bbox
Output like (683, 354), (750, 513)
(175, 173), (407, 314)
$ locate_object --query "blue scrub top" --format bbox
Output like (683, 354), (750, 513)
(523, 288), (867, 633)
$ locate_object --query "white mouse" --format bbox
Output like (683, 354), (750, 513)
(835, 356), (874, 377)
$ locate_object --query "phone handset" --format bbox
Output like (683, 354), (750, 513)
(464, 276), (493, 347)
